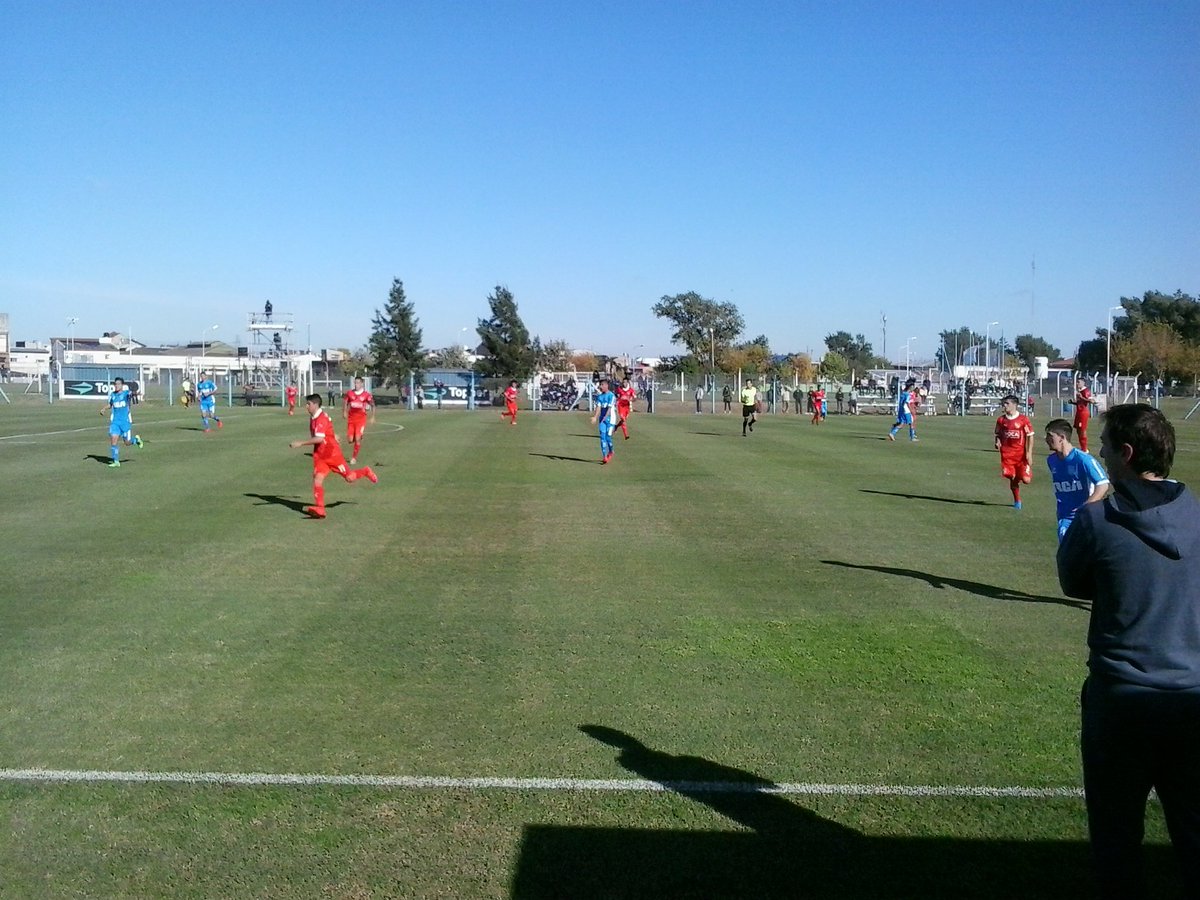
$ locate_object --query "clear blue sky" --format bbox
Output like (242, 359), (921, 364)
(2, 0), (1197, 363)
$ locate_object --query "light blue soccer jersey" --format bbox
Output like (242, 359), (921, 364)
(1047, 448), (1108, 526)
(595, 390), (617, 427)
(108, 387), (133, 436)
(197, 378), (217, 408)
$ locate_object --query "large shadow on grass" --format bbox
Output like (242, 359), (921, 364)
(822, 560), (1089, 612)
(244, 492), (348, 514)
(511, 727), (1180, 898)
(860, 488), (1009, 507)
(528, 452), (595, 464)
(85, 454), (117, 466)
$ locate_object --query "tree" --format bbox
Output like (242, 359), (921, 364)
(652, 291), (744, 366)
(431, 345), (472, 368)
(936, 327), (985, 368)
(337, 346), (373, 378)
(1013, 334), (1062, 370)
(824, 331), (884, 374)
(367, 278), (423, 389)
(1074, 329), (1108, 374)
(1113, 322), (1186, 382)
(819, 351), (849, 381)
(537, 339), (572, 371)
(785, 352), (815, 382)
(571, 350), (598, 372)
(475, 285), (536, 379)
(1113, 290), (1200, 343)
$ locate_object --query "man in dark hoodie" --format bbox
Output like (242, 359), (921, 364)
(1058, 403), (1200, 898)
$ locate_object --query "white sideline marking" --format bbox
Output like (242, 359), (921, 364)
(0, 768), (1082, 798)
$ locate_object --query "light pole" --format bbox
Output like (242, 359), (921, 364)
(1105, 306), (1123, 397)
(66, 317), (78, 351)
(307, 323), (312, 355)
(201, 324), (218, 357)
(905, 337), (917, 376)
(985, 321), (999, 383)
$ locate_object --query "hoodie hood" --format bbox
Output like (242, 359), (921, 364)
(1107, 480), (1197, 560)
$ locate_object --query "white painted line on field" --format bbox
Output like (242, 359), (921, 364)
(0, 768), (1083, 798)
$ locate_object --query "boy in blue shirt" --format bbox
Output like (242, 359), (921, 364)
(590, 378), (617, 464)
(1045, 418), (1109, 540)
(196, 371), (223, 432)
(101, 377), (143, 467)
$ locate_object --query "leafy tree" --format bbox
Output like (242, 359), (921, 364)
(1113, 322), (1186, 382)
(824, 331), (884, 374)
(475, 285), (536, 379)
(1013, 334), (1061, 370)
(785, 352), (815, 382)
(719, 346), (750, 373)
(819, 351), (849, 381)
(1113, 290), (1200, 343)
(571, 351), (598, 372)
(431, 345), (472, 368)
(537, 338), (572, 371)
(652, 291), (744, 366)
(1074, 329), (1108, 374)
(337, 346), (373, 378)
(367, 278), (424, 389)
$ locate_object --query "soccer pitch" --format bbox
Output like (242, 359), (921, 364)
(1, 397), (1192, 898)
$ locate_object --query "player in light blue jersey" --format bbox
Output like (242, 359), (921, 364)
(1045, 418), (1109, 540)
(590, 377), (618, 464)
(196, 371), (223, 432)
(887, 378), (919, 442)
(101, 377), (143, 467)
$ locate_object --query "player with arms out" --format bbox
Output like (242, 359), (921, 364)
(290, 394), (378, 518)
(196, 371), (223, 432)
(501, 380), (519, 425)
(1044, 418), (1109, 541)
(616, 377), (636, 440)
(285, 383), (299, 416)
(101, 377), (143, 467)
(590, 377), (618, 464)
(1072, 377), (1095, 451)
(342, 376), (376, 464)
(995, 394), (1035, 509)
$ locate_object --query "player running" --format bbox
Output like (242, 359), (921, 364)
(887, 378), (919, 442)
(342, 376), (376, 464)
(616, 377), (636, 440)
(740, 380), (758, 436)
(289, 393), (378, 519)
(285, 383), (299, 415)
(1044, 418), (1109, 541)
(1071, 377), (1094, 452)
(995, 394), (1035, 509)
(196, 371), (223, 432)
(590, 377), (618, 464)
(811, 384), (827, 425)
(101, 377), (143, 467)
(501, 380), (519, 425)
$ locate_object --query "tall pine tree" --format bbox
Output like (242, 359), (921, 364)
(368, 278), (423, 389)
(475, 285), (535, 378)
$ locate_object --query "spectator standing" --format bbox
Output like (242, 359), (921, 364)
(695, 382), (705, 414)
(1058, 404), (1200, 898)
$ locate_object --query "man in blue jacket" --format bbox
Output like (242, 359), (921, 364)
(1058, 404), (1200, 898)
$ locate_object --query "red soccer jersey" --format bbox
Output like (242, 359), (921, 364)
(286, 386), (298, 402)
(310, 410), (344, 462)
(995, 413), (1034, 456)
(504, 385), (518, 404)
(616, 386), (635, 406)
(344, 388), (373, 418)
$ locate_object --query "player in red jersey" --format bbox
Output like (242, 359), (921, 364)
(1072, 377), (1094, 451)
(342, 376), (376, 464)
(501, 380), (519, 425)
(285, 383), (299, 415)
(810, 385), (826, 425)
(615, 377), (636, 439)
(289, 394), (377, 518)
(994, 394), (1035, 509)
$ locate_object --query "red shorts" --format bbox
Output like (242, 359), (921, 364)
(313, 450), (348, 477)
(1001, 456), (1032, 483)
(346, 417), (367, 442)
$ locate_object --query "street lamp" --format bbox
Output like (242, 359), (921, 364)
(201, 324), (218, 357)
(66, 317), (78, 351)
(905, 337), (917, 375)
(985, 321), (999, 382)
(1105, 306), (1123, 397)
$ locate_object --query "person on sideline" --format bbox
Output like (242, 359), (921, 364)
(1072, 376), (1095, 452)
(1044, 418), (1109, 541)
(1058, 404), (1200, 898)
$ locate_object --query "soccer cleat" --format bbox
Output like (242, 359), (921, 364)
(887, 433), (895, 441)
(350, 457), (357, 465)
(216, 420), (223, 429)
(304, 505), (326, 518)
(364, 467), (378, 484)
(133, 435), (144, 448)
(1013, 501), (1022, 510)
(910, 437), (920, 442)
(107, 460), (121, 468)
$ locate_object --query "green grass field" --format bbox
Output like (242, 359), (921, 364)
(2, 394), (1195, 898)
